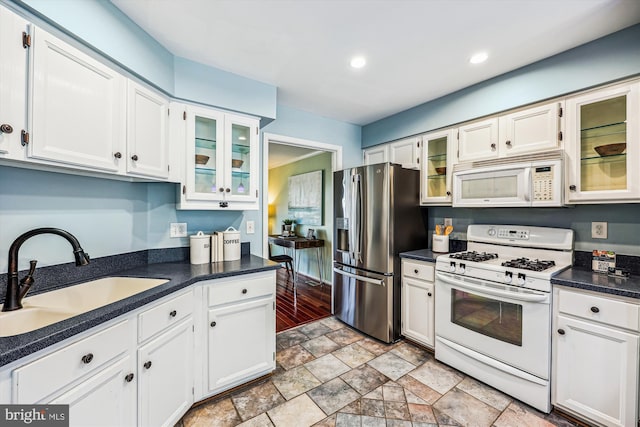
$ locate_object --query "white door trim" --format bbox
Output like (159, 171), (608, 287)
(261, 132), (342, 280)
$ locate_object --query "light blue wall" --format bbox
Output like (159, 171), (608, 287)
(264, 104), (363, 169)
(429, 205), (640, 256)
(363, 24), (640, 147)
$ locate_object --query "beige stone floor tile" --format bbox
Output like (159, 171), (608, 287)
(384, 401), (411, 421)
(272, 365), (322, 400)
(433, 387), (500, 427)
(307, 377), (360, 415)
(396, 375), (441, 405)
(408, 403), (437, 424)
(320, 317), (345, 331)
(332, 342), (375, 368)
(181, 397), (241, 427)
(340, 364), (389, 395)
(325, 327), (364, 346)
(312, 413), (337, 427)
(390, 342), (431, 366)
(276, 344), (316, 370)
(493, 402), (559, 427)
(408, 359), (464, 395)
(237, 413), (274, 427)
(456, 376), (512, 411)
(382, 384), (406, 402)
(301, 335), (342, 357)
(305, 353), (351, 382)
(232, 382), (286, 421)
(267, 394), (326, 427)
(367, 352), (416, 381)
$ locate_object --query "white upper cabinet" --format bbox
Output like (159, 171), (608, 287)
(177, 104), (259, 210)
(457, 102), (562, 163)
(0, 5), (28, 159)
(564, 81), (639, 203)
(421, 129), (455, 205)
(126, 80), (169, 179)
(28, 26), (126, 172)
(389, 136), (420, 169)
(363, 144), (388, 165)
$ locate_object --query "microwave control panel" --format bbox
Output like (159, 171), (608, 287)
(532, 166), (554, 201)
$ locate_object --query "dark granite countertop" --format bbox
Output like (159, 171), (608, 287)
(552, 267), (640, 299)
(0, 255), (280, 367)
(399, 249), (438, 263)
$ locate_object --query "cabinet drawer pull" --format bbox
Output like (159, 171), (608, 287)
(557, 329), (565, 335)
(124, 373), (134, 382)
(0, 124), (14, 134)
(590, 306), (600, 313)
(569, 185), (576, 191)
(81, 353), (94, 364)
(113, 151), (122, 159)
(505, 140), (512, 146)
(210, 321), (216, 327)
(242, 289), (248, 294)
(428, 292), (432, 297)
(169, 310), (177, 317)
(414, 269), (419, 274)
(446, 191), (451, 196)
(143, 361), (152, 369)
(131, 154), (139, 161)
(490, 143), (496, 150)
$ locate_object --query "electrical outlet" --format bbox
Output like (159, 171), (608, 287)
(444, 218), (453, 227)
(170, 223), (187, 238)
(591, 221), (607, 239)
(246, 220), (255, 234)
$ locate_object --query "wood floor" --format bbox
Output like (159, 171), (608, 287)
(275, 267), (332, 332)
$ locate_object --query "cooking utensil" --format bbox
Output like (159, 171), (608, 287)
(444, 225), (453, 236)
(435, 224), (442, 235)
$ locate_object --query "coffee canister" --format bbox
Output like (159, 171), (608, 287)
(190, 231), (211, 264)
(432, 234), (449, 253)
(222, 226), (241, 261)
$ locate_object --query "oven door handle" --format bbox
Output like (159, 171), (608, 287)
(436, 272), (549, 302)
(333, 267), (385, 286)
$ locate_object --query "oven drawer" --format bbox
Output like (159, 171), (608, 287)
(557, 288), (640, 332)
(402, 260), (434, 282)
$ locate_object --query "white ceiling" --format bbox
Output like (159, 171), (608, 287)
(268, 143), (323, 169)
(111, 0), (640, 126)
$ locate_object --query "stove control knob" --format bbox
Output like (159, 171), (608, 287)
(488, 228), (496, 237)
(449, 262), (456, 272)
(517, 273), (526, 286)
(504, 271), (513, 284)
(457, 263), (466, 274)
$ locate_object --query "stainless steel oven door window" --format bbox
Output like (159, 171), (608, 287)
(451, 289), (523, 346)
(435, 272), (551, 379)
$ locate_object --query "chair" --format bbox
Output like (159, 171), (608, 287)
(268, 244), (294, 275)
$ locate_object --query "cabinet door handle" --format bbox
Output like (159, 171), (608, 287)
(490, 143), (496, 150)
(131, 154), (139, 161)
(569, 185), (576, 191)
(169, 310), (177, 317)
(143, 361), (152, 369)
(124, 373), (134, 382)
(557, 329), (565, 335)
(427, 292), (432, 297)
(242, 289), (248, 294)
(210, 321), (217, 327)
(446, 191), (451, 196)
(0, 124), (14, 134)
(226, 188), (231, 193)
(81, 353), (94, 364)
(590, 306), (600, 313)
(113, 152), (122, 159)
(414, 269), (419, 274)
(505, 140), (512, 146)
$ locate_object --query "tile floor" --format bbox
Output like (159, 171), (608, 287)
(177, 317), (580, 427)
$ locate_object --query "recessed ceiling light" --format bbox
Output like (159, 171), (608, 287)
(350, 56), (366, 69)
(469, 52), (488, 64)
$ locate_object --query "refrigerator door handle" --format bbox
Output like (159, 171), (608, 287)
(333, 266), (385, 286)
(352, 173), (362, 262)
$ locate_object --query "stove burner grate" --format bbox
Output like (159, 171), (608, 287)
(449, 251), (499, 262)
(501, 258), (556, 271)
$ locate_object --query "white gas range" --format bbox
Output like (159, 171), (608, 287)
(434, 224), (574, 413)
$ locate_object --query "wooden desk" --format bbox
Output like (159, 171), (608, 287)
(268, 235), (325, 285)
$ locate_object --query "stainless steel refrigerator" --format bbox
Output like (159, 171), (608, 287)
(333, 162), (427, 343)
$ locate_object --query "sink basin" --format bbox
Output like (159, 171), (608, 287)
(0, 277), (168, 337)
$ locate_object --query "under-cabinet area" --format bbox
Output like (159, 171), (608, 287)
(0, 270), (276, 427)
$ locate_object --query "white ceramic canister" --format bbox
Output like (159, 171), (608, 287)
(190, 231), (211, 264)
(432, 234), (449, 253)
(222, 226), (241, 261)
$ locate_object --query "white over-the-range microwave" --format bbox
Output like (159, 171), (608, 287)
(452, 151), (564, 208)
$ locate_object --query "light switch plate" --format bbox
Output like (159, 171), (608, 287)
(591, 221), (607, 239)
(246, 220), (255, 234)
(170, 223), (187, 238)
(444, 218), (453, 227)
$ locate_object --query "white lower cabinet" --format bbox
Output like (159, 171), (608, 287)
(552, 286), (640, 427)
(205, 272), (276, 395)
(50, 356), (136, 427)
(138, 318), (194, 427)
(401, 259), (435, 348)
(0, 271), (276, 426)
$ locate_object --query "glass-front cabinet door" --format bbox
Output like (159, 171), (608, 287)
(566, 82), (639, 203)
(185, 106), (224, 201)
(225, 115), (258, 202)
(421, 129), (455, 205)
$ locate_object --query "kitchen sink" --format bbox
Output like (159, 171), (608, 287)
(0, 277), (168, 337)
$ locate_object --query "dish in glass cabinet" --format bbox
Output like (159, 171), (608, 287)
(195, 154), (209, 165)
(232, 159), (244, 168)
(594, 143), (626, 156)
(435, 167), (446, 175)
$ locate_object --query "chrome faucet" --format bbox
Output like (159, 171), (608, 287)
(2, 228), (90, 312)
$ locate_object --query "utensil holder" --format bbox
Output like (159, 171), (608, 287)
(433, 234), (449, 253)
